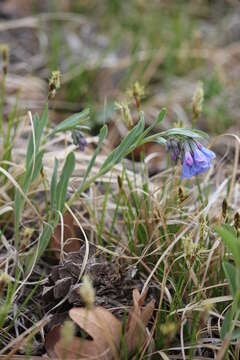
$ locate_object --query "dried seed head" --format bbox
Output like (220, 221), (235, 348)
(192, 81), (204, 119)
(117, 175), (123, 190)
(78, 275), (95, 309)
(183, 234), (198, 262)
(127, 81), (145, 110)
(199, 215), (206, 245)
(48, 70), (61, 99)
(115, 101), (133, 129)
(234, 212), (240, 232)
(0, 44), (9, 75)
(178, 186), (184, 203)
(61, 320), (75, 348)
(0, 273), (9, 296)
(221, 198), (228, 220)
(160, 321), (177, 336)
(127, 81), (145, 99)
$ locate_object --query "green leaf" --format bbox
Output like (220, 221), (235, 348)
(231, 328), (240, 340)
(36, 223), (54, 263)
(160, 128), (208, 139)
(35, 103), (48, 151)
(141, 108), (166, 138)
(100, 115), (144, 173)
(26, 113), (39, 167)
(26, 104), (48, 167)
(152, 136), (167, 145)
(223, 261), (238, 297)
(50, 108), (89, 135)
(221, 308), (232, 340)
(137, 223), (148, 245)
(56, 152), (75, 212)
(216, 226), (240, 267)
(50, 158), (59, 213)
(156, 108), (166, 124)
(31, 150), (44, 181)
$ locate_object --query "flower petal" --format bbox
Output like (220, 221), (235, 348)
(184, 151), (193, 166)
(200, 146), (216, 160)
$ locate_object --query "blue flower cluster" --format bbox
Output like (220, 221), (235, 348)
(166, 139), (216, 180)
(181, 142), (215, 179)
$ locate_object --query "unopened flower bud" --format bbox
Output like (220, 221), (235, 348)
(72, 130), (87, 151)
(166, 138), (181, 162)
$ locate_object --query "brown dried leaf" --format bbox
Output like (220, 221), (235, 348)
(67, 307), (122, 359)
(45, 325), (61, 359)
(50, 212), (81, 259)
(124, 288), (155, 354)
(46, 307), (122, 360)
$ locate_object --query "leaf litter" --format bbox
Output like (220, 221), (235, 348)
(45, 288), (155, 360)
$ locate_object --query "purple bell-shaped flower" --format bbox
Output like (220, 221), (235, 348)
(181, 142), (216, 179)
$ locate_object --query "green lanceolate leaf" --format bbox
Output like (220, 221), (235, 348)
(216, 226), (240, 267)
(221, 308), (232, 340)
(36, 223), (54, 263)
(223, 261), (238, 297)
(160, 128), (208, 140)
(26, 104), (48, 167)
(35, 103), (48, 151)
(50, 108), (90, 135)
(56, 152), (75, 212)
(100, 114), (144, 173)
(26, 113), (39, 167)
(31, 150), (44, 182)
(231, 328), (240, 340)
(141, 108), (166, 138)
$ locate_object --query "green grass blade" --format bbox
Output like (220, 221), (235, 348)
(50, 158), (59, 213)
(82, 125), (108, 185)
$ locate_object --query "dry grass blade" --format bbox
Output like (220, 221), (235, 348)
(124, 289), (155, 354)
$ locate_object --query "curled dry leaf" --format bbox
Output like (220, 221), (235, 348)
(123, 288), (155, 355)
(50, 212), (81, 259)
(46, 306), (122, 360)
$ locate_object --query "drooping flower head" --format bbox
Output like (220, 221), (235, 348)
(166, 137), (216, 180)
